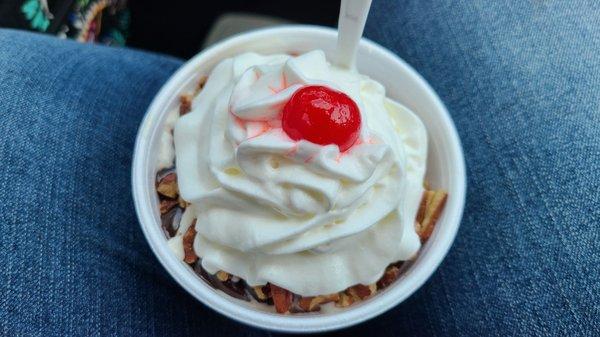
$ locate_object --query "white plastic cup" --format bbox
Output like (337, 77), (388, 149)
(132, 25), (466, 333)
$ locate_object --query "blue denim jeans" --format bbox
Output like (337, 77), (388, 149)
(0, 1), (598, 336)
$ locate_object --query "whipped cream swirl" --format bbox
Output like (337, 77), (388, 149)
(172, 50), (428, 296)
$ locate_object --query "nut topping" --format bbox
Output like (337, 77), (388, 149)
(159, 198), (178, 214)
(182, 220), (198, 264)
(415, 190), (448, 241)
(298, 293), (340, 312)
(216, 271), (230, 282)
(270, 284), (293, 314)
(377, 265), (401, 289)
(335, 292), (354, 308)
(346, 283), (377, 301)
(251, 285), (270, 302)
(157, 173), (178, 199)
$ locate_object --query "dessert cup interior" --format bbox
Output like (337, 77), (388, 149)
(132, 25), (466, 333)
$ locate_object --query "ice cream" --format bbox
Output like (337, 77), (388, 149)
(171, 50), (428, 296)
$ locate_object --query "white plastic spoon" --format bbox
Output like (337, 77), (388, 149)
(335, 0), (373, 70)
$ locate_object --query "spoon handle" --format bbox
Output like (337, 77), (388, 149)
(335, 0), (373, 70)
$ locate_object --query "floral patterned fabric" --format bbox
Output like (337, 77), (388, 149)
(18, 0), (129, 45)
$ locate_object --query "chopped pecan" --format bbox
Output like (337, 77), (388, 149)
(346, 283), (377, 301)
(159, 198), (178, 214)
(253, 285), (269, 301)
(248, 285), (271, 303)
(157, 173), (178, 199)
(415, 190), (448, 241)
(216, 271), (230, 282)
(298, 293), (340, 312)
(270, 284), (293, 314)
(183, 220), (198, 264)
(335, 292), (354, 308)
(179, 94), (193, 115)
(298, 297), (318, 312)
(377, 265), (401, 289)
(416, 191), (429, 224)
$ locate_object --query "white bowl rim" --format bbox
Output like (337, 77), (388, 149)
(132, 24), (466, 333)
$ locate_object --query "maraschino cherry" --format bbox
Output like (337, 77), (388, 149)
(282, 85), (361, 152)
